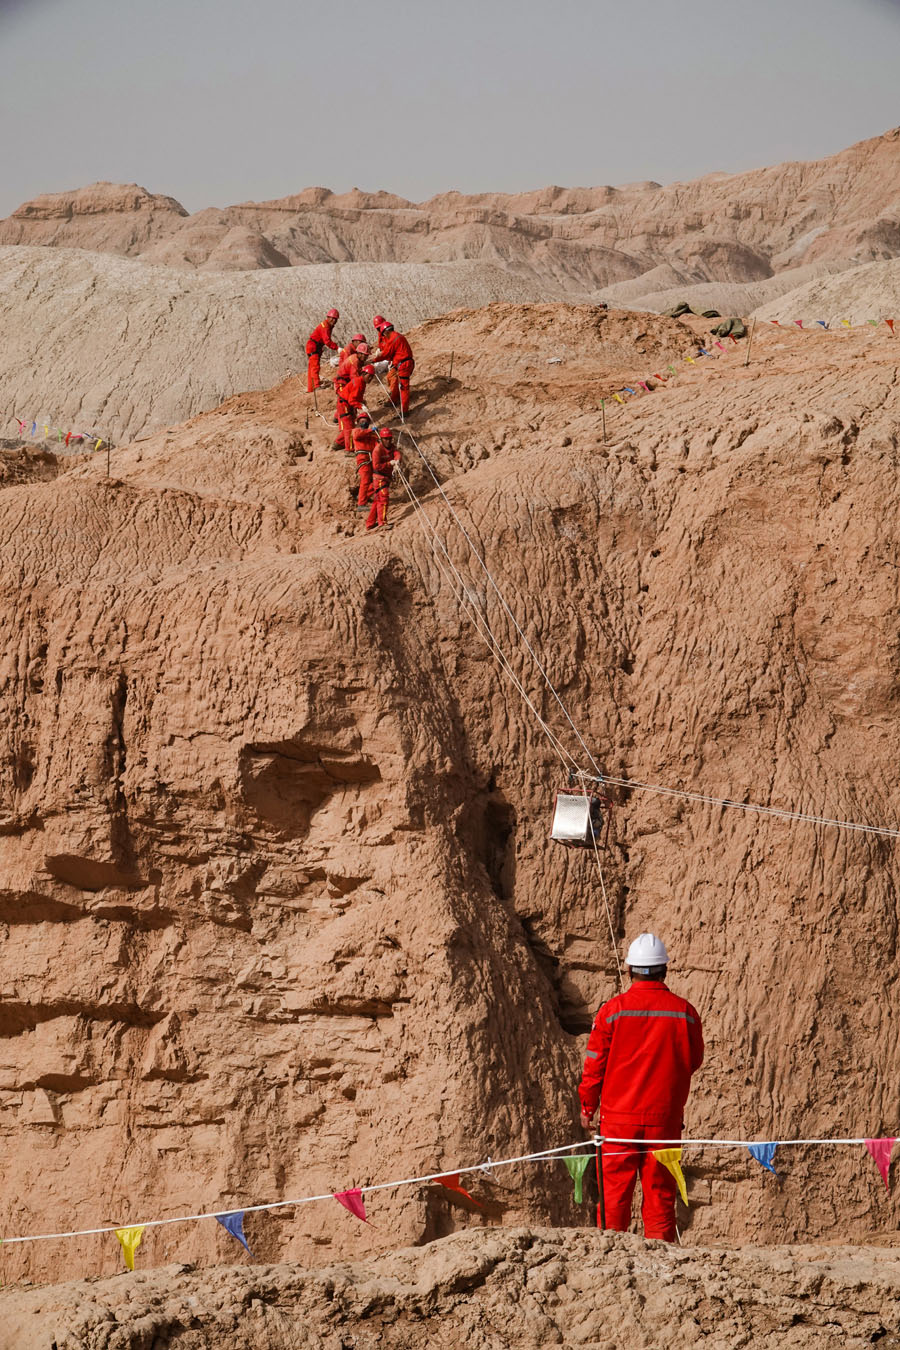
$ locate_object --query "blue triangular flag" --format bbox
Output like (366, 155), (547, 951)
(623, 386), (637, 395)
(747, 1142), (778, 1175)
(698, 347), (710, 356)
(216, 1209), (253, 1255)
(30, 421), (36, 436)
(816, 320), (828, 329)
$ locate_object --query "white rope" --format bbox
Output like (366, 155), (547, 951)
(580, 772), (900, 842)
(581, 780), (623, 989)
(375, 371), (602, 779)
(0, 1138), (594, 1245)
(392, 459), (579, 777)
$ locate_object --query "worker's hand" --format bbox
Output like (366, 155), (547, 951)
(580, 1111), (595, 1131)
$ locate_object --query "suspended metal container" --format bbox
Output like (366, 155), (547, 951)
(551, 791), (605, 848)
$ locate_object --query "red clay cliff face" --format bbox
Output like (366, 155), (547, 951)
(3, 128), (899, 285)
(0, 306), (899, 1292)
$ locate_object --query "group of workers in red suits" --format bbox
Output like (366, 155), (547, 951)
(305, 310), (415, 531)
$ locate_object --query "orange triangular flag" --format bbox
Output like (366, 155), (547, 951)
(437, 1173), (483, 1207)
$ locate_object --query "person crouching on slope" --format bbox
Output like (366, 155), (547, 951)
(578, 932), (703, 1242)
(371, 322), (415, 417)
(305, 309), (339, 391)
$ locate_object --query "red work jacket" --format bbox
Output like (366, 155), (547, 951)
(306, 321), (337, 355)
(371, 442), (394, 478)
(352, 428), (378, 463)
(376, 330), (414, 367)
(578, 980), (703, 1124)
(338, 375), (368, 411)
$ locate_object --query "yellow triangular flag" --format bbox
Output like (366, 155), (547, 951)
(613, 393), (623, 403)
(685, 356), (695, 364)
(652, 1148), (688, 1206)
(115, 1225), (145, 1271)
(841, 319), (851, 327)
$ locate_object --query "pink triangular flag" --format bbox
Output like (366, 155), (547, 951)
(714, 340), (725, 350)
(436, 1173), (483, 1207)
(865, 1138), (896, 1189)
(638, 380), (649, 392)
(333, 1187), (368, 1221)
(794, 319), (803, 329)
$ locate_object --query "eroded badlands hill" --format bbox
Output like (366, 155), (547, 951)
(0, 304), (899, 1294)
(3, 128), (899, 294)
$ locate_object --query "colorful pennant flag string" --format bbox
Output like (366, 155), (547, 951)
(215, 1210), (253, 1255)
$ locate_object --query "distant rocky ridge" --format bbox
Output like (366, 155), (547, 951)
(2, 128), (898, 300)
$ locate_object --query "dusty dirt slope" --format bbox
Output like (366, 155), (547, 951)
(2, 127), (899, 293)
(0, 245), (561, 443)
(3, 1228), (900, 1350)
(753, 256), (900, 323)
(1, 304), (900, 1297)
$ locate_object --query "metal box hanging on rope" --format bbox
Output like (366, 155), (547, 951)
(551, 790), (605, 848)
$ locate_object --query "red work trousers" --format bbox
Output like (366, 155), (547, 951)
(366, 473), (390, 529)
(599, 1113), (682, 1242)
(307, 352), (321, 392)
(334, 400), (357, 452)
(387, 359), (414, 415)
(357, 462), (373, 506)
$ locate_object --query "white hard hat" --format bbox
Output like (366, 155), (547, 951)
(625, 932), (669, 970)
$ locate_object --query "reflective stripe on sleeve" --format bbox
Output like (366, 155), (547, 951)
(586, 1050), (599, 1059)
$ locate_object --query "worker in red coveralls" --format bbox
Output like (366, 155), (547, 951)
(352, 413), (378, 510)
(578, 933), (703, 1242)
(305, 309), (339, 391)
(331, 343), (371, 447)
(365, 426), (400, 530)
(372, 322), (415, 417)
(335, 365), (374, 454)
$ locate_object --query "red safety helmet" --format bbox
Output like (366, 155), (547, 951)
(351, 332), (365, 344)
(356, 342), (370, 355)
(378, 427), (393, 440)
(381, 322), (394, 334)
(373, 314), (387, 329)
(362, 364), (375, 376)
(357, 412), (371, 426)
(326, 308), (339, 319)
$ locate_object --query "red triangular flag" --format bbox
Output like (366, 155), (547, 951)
(794, 319), (803, 329)
(865, 1138), (896, 1189)
(653, 372), (667, 381)
(886, 319), (895, 333)
(436, 1173), (483, 1207)
(333, 1188), (368, 1221)
(770, 320), (781, 326)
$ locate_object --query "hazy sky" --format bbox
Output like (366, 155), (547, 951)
(1, 0), (898, 217)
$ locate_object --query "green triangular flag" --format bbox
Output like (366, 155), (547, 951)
(564, 1155), (591, 1203)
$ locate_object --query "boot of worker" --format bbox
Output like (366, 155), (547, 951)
(307, 353), (321, 392)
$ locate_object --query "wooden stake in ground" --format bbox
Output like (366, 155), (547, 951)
(448, 351), (454, 381)
(744, 317), (756, 367)
(601, 399), (607, 443)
